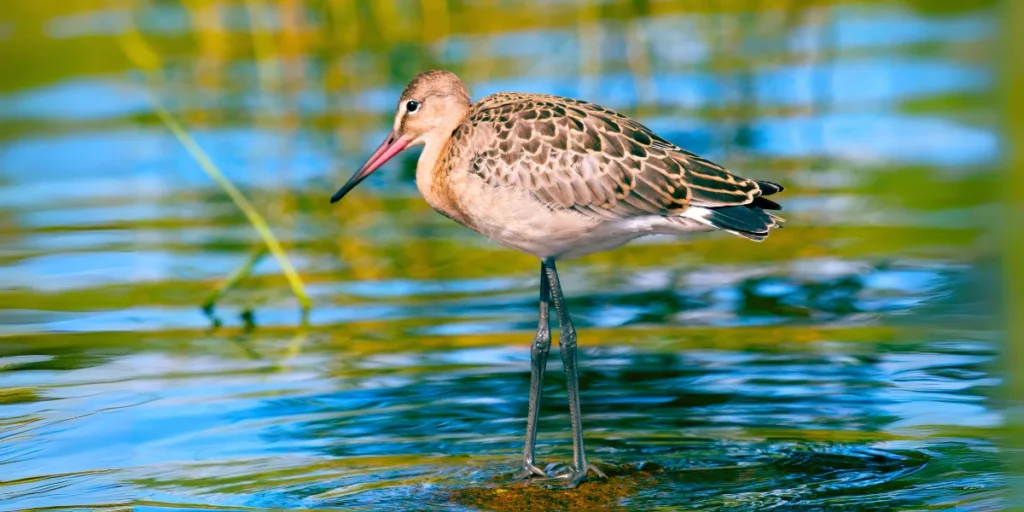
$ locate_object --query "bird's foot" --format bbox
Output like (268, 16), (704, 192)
(513, 461), (549, 480)
(558, 462), (607, 488)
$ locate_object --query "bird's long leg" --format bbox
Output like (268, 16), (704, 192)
(514, 262), (552, 480)
(543, 258), (606, 487)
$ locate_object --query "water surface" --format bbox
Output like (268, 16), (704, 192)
(0, 1), (1005, 510)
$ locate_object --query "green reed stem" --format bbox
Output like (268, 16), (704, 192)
(201, 246), (269, 319)
(151, 102), (312, 313)
(118, 8), (310, 322)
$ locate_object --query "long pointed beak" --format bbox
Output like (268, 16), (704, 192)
(330, 131), (409, 204)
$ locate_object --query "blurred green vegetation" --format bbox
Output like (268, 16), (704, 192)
(1002, 0), (1024, 506)
(0, 0), (1013, 509)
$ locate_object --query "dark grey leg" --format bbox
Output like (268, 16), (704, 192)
(514, 262), (552, 479)
(543, 258), (605, 487)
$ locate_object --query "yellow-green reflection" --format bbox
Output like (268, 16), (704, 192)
(0, 0), (1008, 509)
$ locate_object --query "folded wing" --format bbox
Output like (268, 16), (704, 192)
(459, 93), (783, 223)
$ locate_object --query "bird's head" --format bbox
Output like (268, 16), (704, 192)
(330, 70), (471, 203)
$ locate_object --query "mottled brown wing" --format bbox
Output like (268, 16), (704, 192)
(462, 93), (764, 219)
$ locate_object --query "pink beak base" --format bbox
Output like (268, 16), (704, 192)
(330, 132), (409, 203)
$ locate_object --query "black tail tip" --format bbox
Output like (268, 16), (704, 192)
(704, 204), (781, 241)
(756, 180), (785, 195)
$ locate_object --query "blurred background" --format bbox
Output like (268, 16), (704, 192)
(0, 0), (1017, 510)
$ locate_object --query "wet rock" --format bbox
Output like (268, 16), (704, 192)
(449, 462), (661, 511)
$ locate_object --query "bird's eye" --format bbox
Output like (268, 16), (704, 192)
(405, 100), (420, 113)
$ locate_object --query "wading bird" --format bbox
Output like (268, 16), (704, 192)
(330, 70), (784, 487)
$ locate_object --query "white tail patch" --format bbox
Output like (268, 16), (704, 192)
(680, 206), (715, 225)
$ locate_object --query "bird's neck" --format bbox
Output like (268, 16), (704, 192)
(415, 132), (448, 186)
(415, 106), (470, 221)
(415, 129), (460, 221)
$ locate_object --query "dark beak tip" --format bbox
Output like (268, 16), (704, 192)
(331, 131), (406, 206)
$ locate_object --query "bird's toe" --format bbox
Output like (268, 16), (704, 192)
(560, 462), (607, 488)
(513, 461), (548, 480)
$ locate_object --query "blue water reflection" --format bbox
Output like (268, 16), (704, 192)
(0, 1), (1004, 510)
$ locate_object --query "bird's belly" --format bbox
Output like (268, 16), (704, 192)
(440, 174), (658, 260)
